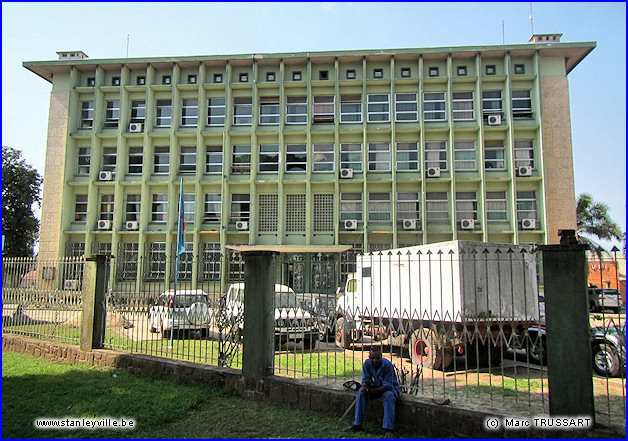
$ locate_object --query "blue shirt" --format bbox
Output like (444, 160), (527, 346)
(362, 357), (401, 396)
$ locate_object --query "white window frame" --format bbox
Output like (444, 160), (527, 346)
(147, 242), (167, 280)
(313, 95), (335, 123)
(153, 147), (169, 174)
(286, 96), (307, 124)
(126, 194), (141, 222)
(397, 192), (420, 224)
(425, 141), (447, 171)
(423, 92), (446, 121)
(395, 93), (418, 122)
(340, 95), (362, 123)
(128, 147), (143, 174)
(181, 98), (199, 126)
(395, 142), (419, 171)
(100, 194), (115, 221)
(155, 100), (172, 127)
(201, 243), (221, 281)
(204, 194), (221, 222)
(368, 192), (391, 222)
(183, 193), (195, 223)
(151, 194), (168, 222)
(130, 100), (145, 123)
(426, 192), (449, 222)
(286, 144), (307, 173)
(119, 242), (139, 281)
(452, 91), (475, 120)
(484, 140), (506, 170)
(259, 97), (280, 125)
(75, 194), (88, 222)
(230, 194), (250, 222)
(80, 101), (94, 128)
(368, 142), (391, 172)
(340, 193), (363, 221)
(486, 191), (507, 221)
(207, 98), (226, 126)
(78, 147), (90, 175)
(313, 144), (334, 172)
(104, 100), (120, 128)
(482, 90), (502, 115)
(514, 140), (535, 169)
(259, 144), (279, 173)
(179, 146), (196, 174)
(232, 145), (251, 173)
(101, 147), (117, 173)
(206, 145), (222, 174)
(516, 190), (537, 222)
(233, 97), (252, 125)
(367, 94), (390, 122)
(455, 191), (478, 221)
(340, 143), (363, 172)
(512, 90), (532, 118)
(453, 141), (476, 171)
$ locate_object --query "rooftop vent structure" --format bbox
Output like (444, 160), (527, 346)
(529, 34), (562, 43)
(56, 51), (88, 60)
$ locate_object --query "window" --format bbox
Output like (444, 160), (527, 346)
(173, 244), (193, 280)
(155, 100), (172, 127)
(80, 101), (94, 128)
(147, 242), (166, 280)
(457, 66), (467, 76)
(425, 141), (447, 171)
(397, 192), (420, 224)
(204, 194), (221, 222)
(207, 98), (226, 125)
(75, 194), (88, 221)
(367, 94), (390, 122)
(259, 97), (279, 125)
(206, 145), (222, 173)
(514, 64), (525, 74)
(239, 73), (248, 82)
(286, 194), (306, 232)
(454, 141), (476, 170)
(313, 144), (334, 172)
(313, 96), (334, 123)
(368, 143), (390, 171)
(286, 96), (307, 124)
(94, 241), (112, 256)
(230, 194), (250, 222)
(314, 194), (334, 232)
(233, 97), (252, 125)
(516, 191), (537, 222)
(452, 92), (474, 120)
(130, 100), (146, 123)
(286, 144), (307, 172)
(151, 194), (168, 222)
(136, 76), (146, 86)
(373, 68), (383, 78)
(181, 99), (198, 126)
(512, 90), (532, 118)
(340, 193), (362, 221)
(162, 75), (171, 85)
(87, 77), (96, 87)
(100, 194), (114, 221)
(104, 101), (120, 128)
(514, 140), (534, 168)
(126, 194), (141, 222)
(232, 145), (251, 173)
(68, 242), (85, 257)
(368, 193), (391, 222)
(346, 69), (356, 79)
(340, 95), (362, 123)
(187, 74), (197, 84)
(266, 72), (276, 81)
(319, 70), (329, 80)
(183, 193), (195, 222)
(396, 142), (419, 171)
(484, 140), (506, 170)
(179, 146), (196, 173)
(128, 147), (143, 174)
(101, 147), (117, 172)
(395, 93), (418, 122)
(112, 76), (121, 86)
(428, 66), (439, 77)
(78, 147), (90, 175)
(259, 144), (279, 172)
(213, 73), (223, 83)
(486, 65), (496, 75)
(456, 192), (477, 221)
(423, 92), (446, 121)
(482, 90), (503, 115)
(292, 71), (302, 81)
(119, 242), (139, 281)
(340, 143), (362, 172)
(201, 243), (221, 281)
(426, 192), (449, 222)
(153, 147), (169, 174)
(486, 191), (507, 221)
(401, 67), (411, 77)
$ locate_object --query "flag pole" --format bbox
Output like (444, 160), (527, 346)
(169, 178), (185, 348)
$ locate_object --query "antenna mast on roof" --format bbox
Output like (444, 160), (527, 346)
(502, 20), (505, 44)
(126, 34), (130, 57)
(529, 3), (534, 35)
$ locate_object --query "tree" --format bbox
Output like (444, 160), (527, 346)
(576, 193), (623, 255)
(2, 146), (43, 257)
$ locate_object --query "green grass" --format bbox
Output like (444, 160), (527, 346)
(467, 378), (545, 397)
(2, 350), (438, 439)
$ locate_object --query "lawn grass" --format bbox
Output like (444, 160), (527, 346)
(2, 350), (438, 439)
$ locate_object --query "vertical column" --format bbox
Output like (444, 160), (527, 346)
(80, 254), (108, 351)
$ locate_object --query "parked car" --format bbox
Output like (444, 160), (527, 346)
(589, 287), (624, 313)
(224, 283), (319, 349)
(519, 323), (626, 377)
(149, 290), (213, 338)
(311, 296), (337, 342)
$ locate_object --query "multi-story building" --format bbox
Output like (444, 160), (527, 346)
(24, 34), (595, 292)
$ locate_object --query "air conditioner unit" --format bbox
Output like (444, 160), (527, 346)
(97, 220), (111, 230)
(344, 219), (358, 230)
(340, 168), (354, 179)
(427, 167), (440, 178)
(460, 219), (475, 230)
(521, 218), (536, 230)
(128, 122), (143, 133)
(99, 170), (113, 181)
(126, 221), (139, 230)
(64, 279), (78, 290)
(236, 221), (248, 231)
(517, 166), (533, 177)
(487, 114), (502, 125)
(402, 219), (417, 230)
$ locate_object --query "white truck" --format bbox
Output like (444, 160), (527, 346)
(335, 240), (540, 370)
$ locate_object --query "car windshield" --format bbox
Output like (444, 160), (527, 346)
(275, 291), (300, 308)
(169, 295), (207, 308)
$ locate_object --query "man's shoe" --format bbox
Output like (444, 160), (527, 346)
(343, 425), (362, 432)
(384, 430), (396, 439)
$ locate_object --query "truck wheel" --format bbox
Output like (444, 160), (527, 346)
(592, 343), (620, 377)
(410, 328), (453, 371)
(526, 333), (547, 365)
(335, 317), (352, 349)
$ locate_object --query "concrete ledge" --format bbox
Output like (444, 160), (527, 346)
(3, 334), (623, 439)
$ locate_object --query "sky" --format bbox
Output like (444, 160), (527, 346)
(2, 2), (626, 251)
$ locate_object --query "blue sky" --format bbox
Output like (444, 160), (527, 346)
(2, 2), (625, 250)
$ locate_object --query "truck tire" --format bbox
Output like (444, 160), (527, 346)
(410, 328), (453, 371)
(335, 317), (352, 349)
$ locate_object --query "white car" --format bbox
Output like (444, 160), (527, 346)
(224, 283), (319, 350)
(149, 290), (213, 338)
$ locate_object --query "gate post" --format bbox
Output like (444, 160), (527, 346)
(539, 240), (594, 418)
(80, 254), (108, 351)
(242, 251), (276, 379)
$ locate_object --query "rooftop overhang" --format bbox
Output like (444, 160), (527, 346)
(225, 245), (352, 254)
(23, 41), (596, 83)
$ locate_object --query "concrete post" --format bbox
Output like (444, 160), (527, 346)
(80, 254), (108, 351)
(540, 243), (594, 418)
(242, 251), (276, 379)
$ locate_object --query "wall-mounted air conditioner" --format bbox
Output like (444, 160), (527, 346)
(64, 279), (78, 290)
(427, 167), (440, 178)
(97, 220), (111, 230)
(517, 166), (533, 177)
(126, 221), (139, 230)
(128, 122), (143, 133)
(236, 221), (248, 231)
(402, 219), (417, 230)
(99, 170), (113, 181)
(521, 218), (536, 230)
(344, 219), (358, 230)
(487, 114), (502, 125)
(460, 219), (475, 230)
(340, 168), (354, 179)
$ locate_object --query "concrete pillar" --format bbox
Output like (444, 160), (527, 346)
(540, 243), (594, 418)
(242, 251), (276, 379)
(80, 254), (108, 351)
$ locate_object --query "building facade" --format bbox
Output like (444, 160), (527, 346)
(25, 36), (595, 292)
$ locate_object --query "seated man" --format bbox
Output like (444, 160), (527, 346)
(345, 347), (401, 437)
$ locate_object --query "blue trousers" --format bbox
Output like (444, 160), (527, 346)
(354, 389), (397, 430)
